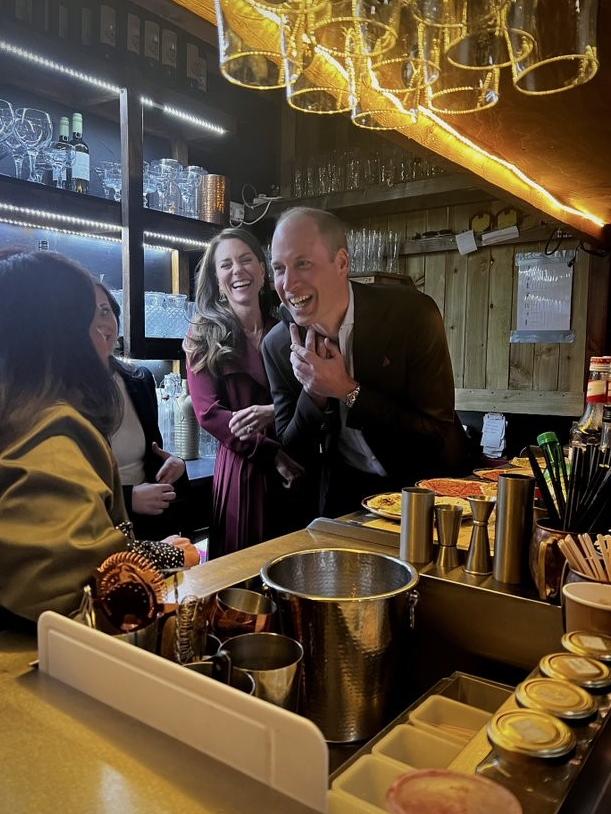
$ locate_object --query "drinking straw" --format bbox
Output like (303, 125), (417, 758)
(537, 432), (566, 518)
(527, 445), (560, 527)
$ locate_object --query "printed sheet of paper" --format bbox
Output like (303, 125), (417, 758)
(516, 253), (573, 332)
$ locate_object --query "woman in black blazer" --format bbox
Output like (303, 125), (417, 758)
(94, 282), (191, 539)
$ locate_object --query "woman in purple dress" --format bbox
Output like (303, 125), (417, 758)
(184, 228), (302, 559)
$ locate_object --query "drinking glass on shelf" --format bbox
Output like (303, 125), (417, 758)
(13, 108), (53, 182)
(0, 100), (14, 162)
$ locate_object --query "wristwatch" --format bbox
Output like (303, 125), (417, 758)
(343, 382), (361, 408)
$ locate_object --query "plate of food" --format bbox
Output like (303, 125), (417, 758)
(473, 467), (532, 482)
(417, 478), (497, 498)
(362, 492), (473, 520)
(362, 492), (402, 520)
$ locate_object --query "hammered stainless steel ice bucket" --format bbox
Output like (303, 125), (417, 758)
(260, 547), (419, 742)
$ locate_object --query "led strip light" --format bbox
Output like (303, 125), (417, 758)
(143, 230), (209, 249)
(0, 202), (121, 232)
(0, 40), (225, 134)
(0, 203), (209, 249)
(140, 97), (225, 135)
(0, 39), (121, 93)
(419, 107), (606, 230)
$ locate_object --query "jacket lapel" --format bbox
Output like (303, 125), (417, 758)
(352, 282), (393, 382)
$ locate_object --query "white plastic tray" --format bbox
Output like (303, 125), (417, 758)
(38, 612), (328, 812)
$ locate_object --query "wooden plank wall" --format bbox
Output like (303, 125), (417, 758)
(346, 202), (596, 416)
(282, 113), (609, 417)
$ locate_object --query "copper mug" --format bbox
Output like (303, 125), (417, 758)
(529, 518), (570, 601)
(211, 587), (276, 640)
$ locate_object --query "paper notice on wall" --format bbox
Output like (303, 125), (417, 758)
(456, 229), (478, 255)
(482, 412), (506, 458)
(515, 252), (573, 332)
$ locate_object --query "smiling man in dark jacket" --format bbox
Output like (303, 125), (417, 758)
(262, 207), (469, 518)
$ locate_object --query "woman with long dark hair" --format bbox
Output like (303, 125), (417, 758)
(184, 228), (302, 558)
(93, 281), (190, 540)
(0, 250), (198, 623)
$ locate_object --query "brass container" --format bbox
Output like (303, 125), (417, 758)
(197, 174), (229, 225)
(529, 518), (570, 601)
(211, 587), (275, 640)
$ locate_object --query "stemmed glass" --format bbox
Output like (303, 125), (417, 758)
(98, 161), (122, 201)
(13, 108), (53, 182)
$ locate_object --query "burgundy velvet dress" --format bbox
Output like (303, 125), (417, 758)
(187, 324), (281, 558)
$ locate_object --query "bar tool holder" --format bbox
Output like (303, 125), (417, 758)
(400, 487), (435, 564)
(464, 496), (496, 575)
(434, 504), (463, 570)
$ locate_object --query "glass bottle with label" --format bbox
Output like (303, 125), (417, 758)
(126, 10), (141, 61)
(52, 115), (72, 189)
(161, 27), (178, 83)
(143, 19), (161, 72)
(80, 1), (96, 48)
(570, 356), (611, 449)
(99, 2), (117, 60)
(69, 113), (90, 194)
(477, 708), (578, 814)
(14, 0), (33, 24)
(186, 41), (207, 92)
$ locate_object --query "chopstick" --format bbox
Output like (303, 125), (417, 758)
(527, 445), (561, 527)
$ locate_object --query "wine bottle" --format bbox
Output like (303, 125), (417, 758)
(70, 113), (90, 194)
(53, 115), (72, 189)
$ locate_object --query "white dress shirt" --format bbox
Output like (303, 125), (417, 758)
(110, 373), (147, 486)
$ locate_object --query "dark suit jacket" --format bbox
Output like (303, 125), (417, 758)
(262, 282), (469, 495)
(112, 361), (191, 538)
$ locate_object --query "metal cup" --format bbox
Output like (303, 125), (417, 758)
(434, 503), (463, 570)
(184, 652), (255, 695)
(221, 632), (303, 711)
(494, 473), (536, 585)
(211, 587), (275, 640)
(399, 487), (435, 564)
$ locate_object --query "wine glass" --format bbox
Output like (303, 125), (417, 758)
(0, 99), (15, 162)
(13, 108), (53, 182)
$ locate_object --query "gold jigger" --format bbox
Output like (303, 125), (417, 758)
(465, 496), (496, 575)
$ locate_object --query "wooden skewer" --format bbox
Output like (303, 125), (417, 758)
(596, 535), (611, 583)
(562, 534), (594, 577)
(559, 538), (591, 577)
(578, 534), (608, 582)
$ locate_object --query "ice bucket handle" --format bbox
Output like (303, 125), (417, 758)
(408, 589), (419, 630)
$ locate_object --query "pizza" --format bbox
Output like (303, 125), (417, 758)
(363, 492), (473, 519)
(474, 467), (533, 482)
(417, 478), (496, 498)
(364, 492), (402, 516)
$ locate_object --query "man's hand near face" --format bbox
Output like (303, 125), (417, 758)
(289, 324), (357, 407)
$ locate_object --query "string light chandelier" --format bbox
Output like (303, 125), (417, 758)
(214, 0), (600, 128)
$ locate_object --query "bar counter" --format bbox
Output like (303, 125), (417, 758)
(2, 521), (611, 813)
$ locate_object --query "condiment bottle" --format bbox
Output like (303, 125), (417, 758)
(477, 708), (577, 814)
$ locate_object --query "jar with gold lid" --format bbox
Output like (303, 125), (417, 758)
(515, 677), (598, 750)
(476, 708), (578, 814)
(539, 651), (611, 717)
(561, 631), (611, 663)
(558, 635), (611, 716)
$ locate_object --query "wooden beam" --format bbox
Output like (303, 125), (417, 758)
(455, 389), (584, 416)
